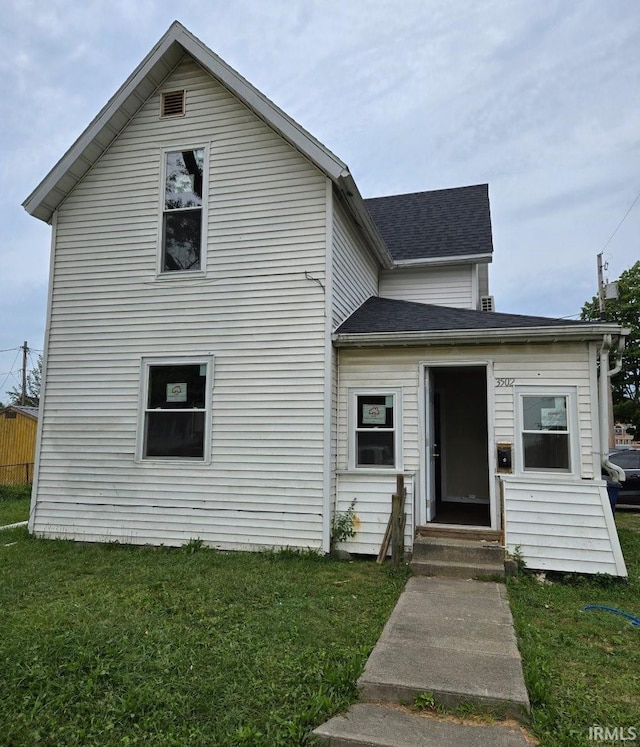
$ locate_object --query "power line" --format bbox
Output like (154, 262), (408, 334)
(600, 188), (640, 254)
(0, 351), (21, 393)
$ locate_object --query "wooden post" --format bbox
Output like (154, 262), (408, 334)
(391, 474), (406, 569)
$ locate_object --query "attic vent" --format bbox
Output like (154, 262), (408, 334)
(480, 295), (495, 312)
(161, 90), (185, 118)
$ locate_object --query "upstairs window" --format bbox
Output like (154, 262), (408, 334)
(161, 148), (206, 273)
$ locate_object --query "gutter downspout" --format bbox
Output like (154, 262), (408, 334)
(599, 335), (625, 483)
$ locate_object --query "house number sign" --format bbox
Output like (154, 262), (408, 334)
(495, 378), (515, 387)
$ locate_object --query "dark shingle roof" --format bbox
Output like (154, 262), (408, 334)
(364, 184), (493, 262)
(336, 297), (597, 335)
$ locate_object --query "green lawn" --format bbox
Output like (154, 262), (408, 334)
(0, 528), (407, 746)
(507, 511), (640, 746)
(0, 485), (31, 526)
(3, 500), (638, 746)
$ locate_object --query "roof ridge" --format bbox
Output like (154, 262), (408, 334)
(364, 183), (488, 202)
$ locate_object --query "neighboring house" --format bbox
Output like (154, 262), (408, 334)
(23, 22), (627, 576)
(614, 423), (638, 449)
(0, 405), (38, 485)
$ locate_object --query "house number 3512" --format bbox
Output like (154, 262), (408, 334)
(495, 378), (515, 387)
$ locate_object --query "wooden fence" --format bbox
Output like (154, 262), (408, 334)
(0, 463), (34, 486)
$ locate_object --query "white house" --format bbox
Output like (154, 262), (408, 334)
(24, 22), (627, 576)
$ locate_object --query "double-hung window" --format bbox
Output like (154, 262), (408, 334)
(139, 357), (213, 461)
(350, 390), (401, 469)
(161, 147), (206, 273)
(517, 388), (577, 473)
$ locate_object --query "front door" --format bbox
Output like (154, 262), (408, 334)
(424, 365), (491, 527)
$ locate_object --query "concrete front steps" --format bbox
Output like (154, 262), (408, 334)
(313, 703), (536, 746)
(313, 577), (533, 746)
(410, 526), (506, 579)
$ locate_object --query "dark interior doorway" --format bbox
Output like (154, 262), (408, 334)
(430, 366), (490, 527)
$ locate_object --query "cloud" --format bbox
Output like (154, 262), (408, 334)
(1, 0), (640, 399)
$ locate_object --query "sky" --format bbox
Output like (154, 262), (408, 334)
(1, 0), (639, 403)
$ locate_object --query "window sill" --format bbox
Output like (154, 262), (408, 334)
(136, 458), (210, 466)
(337, 469), (414, 477)
(155, 270), (206, 281)
(499, 473), (582, 484)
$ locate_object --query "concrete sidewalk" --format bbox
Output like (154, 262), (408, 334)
(314, 576), (534, 746)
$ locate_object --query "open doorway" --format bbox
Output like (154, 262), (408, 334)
(425, 365), (490, 527)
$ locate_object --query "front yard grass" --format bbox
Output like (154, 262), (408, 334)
(507, 511), (640, 746)
(0, 529), (407, 746)
(0, 484), (31, 525)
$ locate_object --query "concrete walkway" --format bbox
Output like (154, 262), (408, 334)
(314, 576), (535, 746)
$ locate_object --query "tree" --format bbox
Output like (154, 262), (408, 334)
(7, 355), (42, 408)
(581, 260), (640, 437)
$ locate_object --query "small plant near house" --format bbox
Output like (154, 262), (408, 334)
(181, 537), (204, 554)
(331, 499), (358, 551)
(508, 545), (527, 574)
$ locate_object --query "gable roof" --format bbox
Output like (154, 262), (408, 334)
(22, 22), (393, 268)
(1, 405), (39, 420)
(364, 184), (493, 264)
(334, 296), (624, 345)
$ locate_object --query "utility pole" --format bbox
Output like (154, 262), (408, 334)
(597, 252), (606, 321)
(596, 255), (618, 449)
(21, 341), (28, 406)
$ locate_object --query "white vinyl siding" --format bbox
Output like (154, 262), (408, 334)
(335, 342), (625, 575)
(331, 197), (379, 328)
(32, 56), (329, 550)
(334, 472), (414, 555)
(379, 266), (474, 308)
(503, 478), (626, 576)
(477, 262), (490, 300)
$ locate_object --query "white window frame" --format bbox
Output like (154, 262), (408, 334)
(157, 143), (209, 278)
(515, 386), (579, 476)
(348, 388), (402, 471)
(136, 355), (214, 463)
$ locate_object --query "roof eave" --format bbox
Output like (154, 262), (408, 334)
(23, 21), (350, 224)
(336, 172), (394, 269)
(392, 253), (493, 269)
(333, 323), (628, 348)
(0, 406), (39, 420)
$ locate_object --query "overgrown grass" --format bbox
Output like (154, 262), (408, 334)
(507, 511), (640, 746)
(0, 484), (31, 525)
(0, 529), (407, 745)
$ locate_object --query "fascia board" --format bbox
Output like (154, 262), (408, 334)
(23, 21), (350, 223)
(23, 30), (184, 222)
(335, 172), (394, 269)
(173, 25), (348, 181)
(333, 324), (627, 347)
(393, 254), (493, 268)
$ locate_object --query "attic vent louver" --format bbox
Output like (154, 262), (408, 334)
(161, 90), (185, 118)
(480, 295), (495, 312)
